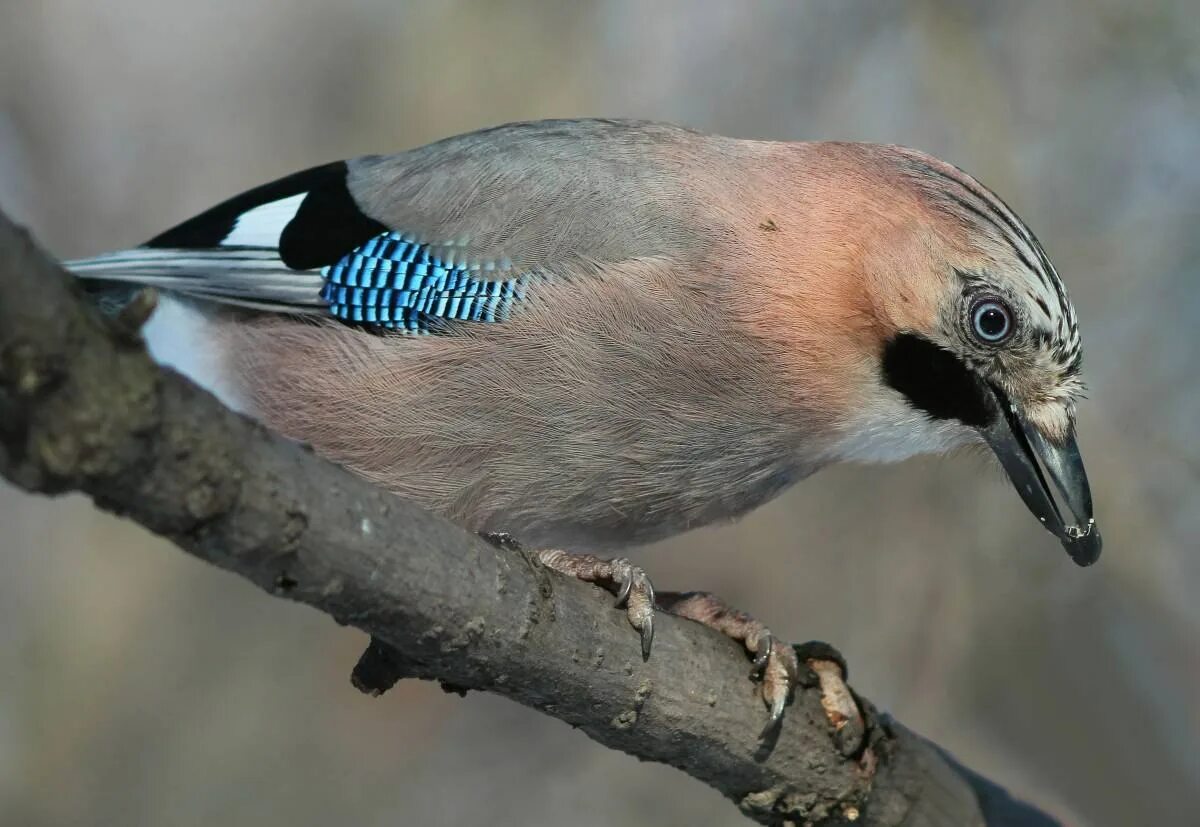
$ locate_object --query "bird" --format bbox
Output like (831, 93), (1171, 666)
(68, 118), (1100, 732)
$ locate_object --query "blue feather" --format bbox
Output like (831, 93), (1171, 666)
(321, 231), (526, 332)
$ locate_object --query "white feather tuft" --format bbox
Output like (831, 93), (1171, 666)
(142, 295), (247, 413)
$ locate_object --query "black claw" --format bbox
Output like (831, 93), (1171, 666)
(641, 615), (654, 661)
(614, 577), (632, 607)
(793, 640), (848, 680)
(759, 696), (786, 740)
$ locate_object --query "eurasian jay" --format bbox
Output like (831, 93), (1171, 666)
(70, 118), (1100, 731)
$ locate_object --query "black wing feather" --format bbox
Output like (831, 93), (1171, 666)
(145, 159), (387, 270)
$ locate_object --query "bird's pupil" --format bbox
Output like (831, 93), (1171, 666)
(978, 306), (1007, 338)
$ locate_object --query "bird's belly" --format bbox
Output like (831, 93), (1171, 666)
(210, 307), (807, 553)
(470, 458), (805, 553)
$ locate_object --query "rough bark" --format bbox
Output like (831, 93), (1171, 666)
(0, 209), (1060, 826)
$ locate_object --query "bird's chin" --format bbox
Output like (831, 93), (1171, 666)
(977, 383), (1101, 566)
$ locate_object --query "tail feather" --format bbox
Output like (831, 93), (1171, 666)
(68, 247), (326, 312)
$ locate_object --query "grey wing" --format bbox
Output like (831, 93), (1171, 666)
(346, 118), (729, 276)
(69, 119), (731, 330)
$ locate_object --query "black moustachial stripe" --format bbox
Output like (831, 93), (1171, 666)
(882, 333), (992, 428)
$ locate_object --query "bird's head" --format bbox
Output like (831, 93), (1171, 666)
(764, 143), (1100, 565)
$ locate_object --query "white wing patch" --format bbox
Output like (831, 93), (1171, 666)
(221, 192), (307, 248)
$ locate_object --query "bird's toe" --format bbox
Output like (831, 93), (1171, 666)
(610, 558), (657, 660)
(751, 630), (799, 736)
(533, 549), (658, 661)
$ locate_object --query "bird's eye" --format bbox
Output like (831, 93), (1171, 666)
(970, 299), (1013, 344)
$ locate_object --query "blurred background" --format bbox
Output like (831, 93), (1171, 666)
(1, 1), (1197, 824)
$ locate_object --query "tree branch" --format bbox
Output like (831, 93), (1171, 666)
(0, 208), (1060, 826)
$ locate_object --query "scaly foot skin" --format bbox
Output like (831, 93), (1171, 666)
(524, 546), (852, 741)
(484, 536), (655, 659)
(658, 591), (801, 738)
(534, 549), (656, 660)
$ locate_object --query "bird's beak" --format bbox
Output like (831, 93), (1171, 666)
(979, 384), (1102, 566)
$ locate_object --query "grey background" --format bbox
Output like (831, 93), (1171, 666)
(1, 1), (1197, 825)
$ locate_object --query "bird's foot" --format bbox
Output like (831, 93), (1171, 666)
(657, 591), (801, 737)
(524, 547), (855, 742)
(534, 549), (656, 661)
(793, 640), (862, 755)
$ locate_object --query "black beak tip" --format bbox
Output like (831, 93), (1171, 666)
(1062, 524), (1102, 567)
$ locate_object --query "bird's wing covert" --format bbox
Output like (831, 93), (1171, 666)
(87, 119), (726, 331)
(345, 119), (719, 276)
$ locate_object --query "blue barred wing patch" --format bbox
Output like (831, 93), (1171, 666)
(319, 231), (527, 332)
